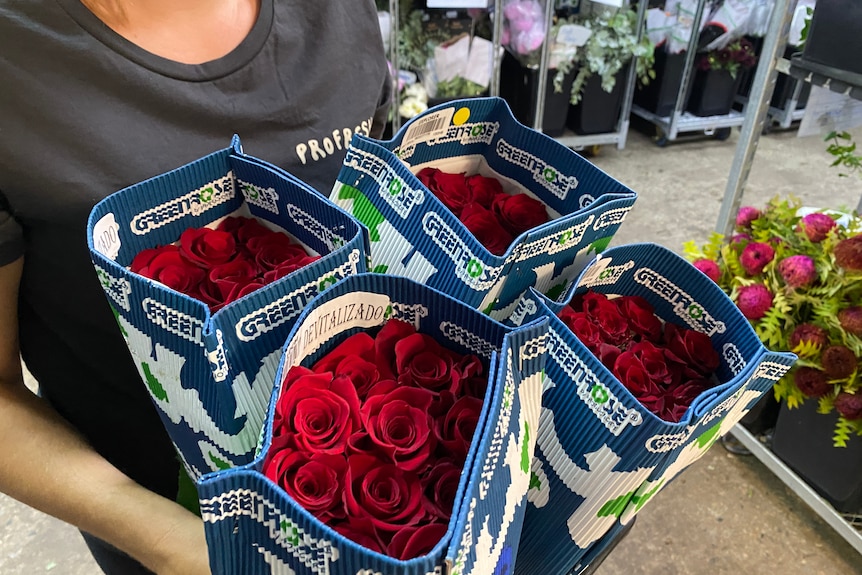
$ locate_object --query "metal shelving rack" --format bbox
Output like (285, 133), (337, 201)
(717, 0), (862, 555)
(630, 0), (747, 144)
(529, 0), (650, 151)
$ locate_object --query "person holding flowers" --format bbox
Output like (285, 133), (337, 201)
(0, 1), (390, 573)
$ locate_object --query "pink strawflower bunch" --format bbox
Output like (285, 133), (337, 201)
(684, 196), (862, 446)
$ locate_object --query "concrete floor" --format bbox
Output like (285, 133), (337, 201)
(2, 122), (861, 574)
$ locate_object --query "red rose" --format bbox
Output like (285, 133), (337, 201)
(491, 192), (549, 237)
(232, 279), (267, 303)
(558, 308), (603, 350)
(245, 231), (308, 272)
(662, 323), (719, 379)
(580, 291), (629, 346)
(436, 395), (482, 464)
(263, 450), (347, 523)
(421, 458), (461, 521)
(612, 352), (655, 397)
(453, 354), (487, 400)
(657, 380), (709, 423)
(418, 168), (472, 217)
(178, 227), (237, 268)
(216, 215), (273, 243)
(312, 332), (376, 374)
(593, 342), (622, 370)
(460, 202), (514, 256)
(196, 278), (227, 312)
(465, 174), (502, 208)
(332, 354), (381, 398)
(628, 340), (675, 386)
(129, 244), (176, 274)
(262, 255), (321, 283)
(361, 385), (437, 472)
(616, 295), (663, 343)
(331, 518), (386, 555)
(374, 319), (418, 380)
(135, 247), (206, 295)
(387, 523), (448, 560)
(395, 333), (459, 394)
(208, 258), (259, 301)
(344, 454), (426, 532)
(275, 367), (361, 455)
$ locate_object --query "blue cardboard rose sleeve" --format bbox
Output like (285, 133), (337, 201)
(330, 97), (637, 321)
(508, 243), (796, 575)
(86, 137), (367, 479)
(196, 273), (549, 575)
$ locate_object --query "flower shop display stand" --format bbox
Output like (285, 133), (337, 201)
(534, 0), (651, 154)
(629, 0), (746, 147)
(716, 0), (862, 556)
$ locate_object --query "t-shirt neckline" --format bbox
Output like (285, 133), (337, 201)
(55, 0), (274, 81)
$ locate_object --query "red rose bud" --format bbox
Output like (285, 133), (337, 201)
(735, 206), (761, 229)
(387, 523), (448, 560)
(263, 451), (347, 523)
(465, 174), (503, 208)
(130, 244), (176, 274)
(178, 227), (237, 267)
(216, 216), (273, 243)
(395, 333), (458, 393)
(312, 332), (375, 374)
(344, 454), (425, 532)
(838, 306), (862, 337)
(616, 295), (662, 343)
(460, 202), (514, 256)
(436, 396), (483, 464)
(275, 368), (362, 455)
(581, 291), (629, 346)
(735, 284), (773, 320)
(662, 323), (719, 379)
(418, 168), (472, 217)
(374, 319), (418, 380)
(361, 385), (437, 472)
(246, 232), (308, 272)
(798, 213), (837, 243)
(420, 459), (461, 521)
(739, 242), (775, 276)
(778, 255), (816, 288)
(558, 308), (604, 350)
(820, 345), (858, 380)
(208, 258), (259, 301)
(331, 519), (386, 555)
(834, 392), (862, 420)
(491, 192), (549, 237)
(692, 258), (721, 283)
(793, 367), (832, 398)
(834, 236), (862, 271)
(788, 323), (829, 350)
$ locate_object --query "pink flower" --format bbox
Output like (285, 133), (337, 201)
(798, 213), (837, 243)
(735, 284), (773, 320)
(778, 255), (816, 288)
(739, 242), (775, 276)
(692, 259), (721, 283)
(735, 206), (761, 229)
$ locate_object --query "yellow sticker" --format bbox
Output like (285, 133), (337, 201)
(453, 107), (471, 126)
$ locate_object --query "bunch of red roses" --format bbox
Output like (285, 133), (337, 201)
(416, 168), (550, 256)
(130, 216), (320, 312)
(263, 319), (488, 560)
(559, 290), (720, 423)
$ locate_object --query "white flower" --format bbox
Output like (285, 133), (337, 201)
(399, 97), (428, 119)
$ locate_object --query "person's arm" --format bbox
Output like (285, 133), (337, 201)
(0, 258), (210, 575)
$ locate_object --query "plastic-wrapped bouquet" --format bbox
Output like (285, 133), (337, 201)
(684, 197), (862, 446)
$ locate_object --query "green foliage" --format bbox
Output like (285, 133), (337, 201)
(825, 131), (862, 178)
(436, 77), (485, 98)
(553, 8), (655, 105)
(685, 196), (862, 446)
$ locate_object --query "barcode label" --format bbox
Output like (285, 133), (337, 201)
(402, 108), (454, 151)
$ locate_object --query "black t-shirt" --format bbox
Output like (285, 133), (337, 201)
(0, 0), (390, 499)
